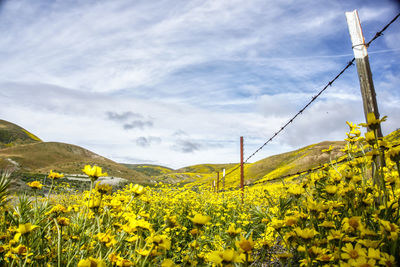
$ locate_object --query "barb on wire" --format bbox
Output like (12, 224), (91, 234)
(366, 12), (400, 47)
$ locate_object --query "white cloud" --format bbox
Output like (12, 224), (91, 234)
(0, 0), (399, 168)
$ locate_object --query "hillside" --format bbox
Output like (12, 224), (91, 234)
(0, 120), (41, 148)
(123, 164), (173, 177)
(176, 163), (237, 174)
(0, 141), (150, 183)
(179, 140), (346, 188)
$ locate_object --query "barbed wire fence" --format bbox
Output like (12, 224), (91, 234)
(212, 12), (400, 192)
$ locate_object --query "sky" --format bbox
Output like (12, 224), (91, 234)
(0, 0), (399, 169)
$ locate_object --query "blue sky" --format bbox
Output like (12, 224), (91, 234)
(0, 0), (399, 169)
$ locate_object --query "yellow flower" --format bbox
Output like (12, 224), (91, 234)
(379, 252), (396, 267)
(342, 216), (363, 232)
(387, 145), (400, 162)
(287, 186), (305, 196)
(48, 170), (64, 179)
(341, 243), (366, 262)
(318, 221), (336, 229)
(325, 185), (338, 194)
(56, 217), (70, 227)
(13, 223), (39, 242)
(364, 131), (376, 144)
(226, 223), (242, 235)
(95, 183), (112, 194)
(136, 249), (151, 256)
(237, 235), (254, 252)
(89, 197), (101, 209)
(380, 220), (399, 240)
(10, 244), (30, 255)
(45, 204), (68, 216)
(95, 232), (117, 247)
(270, 218), (285, 230)
(82, 165), (107, 180)
(27, 181), (43, 189)
(147, 234), (171, 250)
(189, 213), (211, 225)
(366, 247), (380, 260)
(357, 239), (380, 249)
(206, 249), (242, 265)
(284, 216), (298, 227)
(359, 113), (387, 130)
(77, 257), (106, 267)
(294, 227), (318, 240)
(131, 184), (145, 195)
(351, 256), (375, 267)
(161, 258), (177, 267)
(109, 253), (134, 266)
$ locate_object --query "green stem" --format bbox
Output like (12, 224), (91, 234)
(46, 179), (55, 203)
(53, 218), (62, 267)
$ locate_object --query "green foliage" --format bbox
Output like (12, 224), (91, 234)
(0, 172), (10, 206)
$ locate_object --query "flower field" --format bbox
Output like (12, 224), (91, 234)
(0, 116), (400, 266)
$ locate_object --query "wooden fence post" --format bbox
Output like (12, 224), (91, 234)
(345, 10), (383, 137)
(346, 9), (386, 184)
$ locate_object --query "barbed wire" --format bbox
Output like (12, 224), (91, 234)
(251, 141), (400, 186)
(217, 12), (400, 182)
(366, 12), (400, 47)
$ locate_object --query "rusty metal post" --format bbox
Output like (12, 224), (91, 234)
(222, 168), (225, 191)
(216, 171), (219, 193)
(240, 136), (244, 203)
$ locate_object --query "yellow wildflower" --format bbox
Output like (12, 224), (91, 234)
(359, 113), (387, 130)
(95, 183), (112, 194)
(82, 165), (107, 180)
(27, 181), (43, 189)
(161, 258), (177, 267)
(226, 223), (242, 235)
(341, 243), (366, 263)
(294, 227), (318, 240)
(56, 217), (70, 227)
(342, 216), (363, 232)
(48, 170), (64, 179)
(95, 232), (117, 247)
(189, 213), (211, 225)
(14, 223), (39, 242)
(379, 252), (396, 267)
(77, 257), (106, 267)
(237, 235), (254, 252)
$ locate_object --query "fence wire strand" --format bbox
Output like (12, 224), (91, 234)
(220, 12), (400, 181)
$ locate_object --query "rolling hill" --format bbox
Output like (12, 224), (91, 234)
(123, 164), (173, 177)
(0, 120), (151, 184)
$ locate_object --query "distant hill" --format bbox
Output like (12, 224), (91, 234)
(123, 164), (173, 177)
(176, 163), (237, 174)
(0, 141), (150, 183)
(0, 120), (151, 184)
(0, 120), (41, 148)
